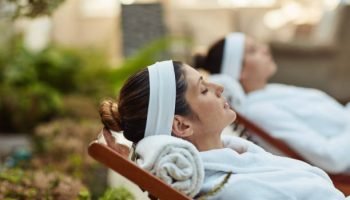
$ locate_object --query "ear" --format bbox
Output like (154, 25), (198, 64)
(172, 115), (193, 138)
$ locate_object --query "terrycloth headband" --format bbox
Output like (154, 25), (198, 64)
(221, 32), (245, 80)
(145, 60), (176, 137)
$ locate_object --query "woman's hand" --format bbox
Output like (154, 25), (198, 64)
(102, 127), (130, 158)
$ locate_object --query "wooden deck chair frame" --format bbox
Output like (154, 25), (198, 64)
(88, 132), (191, 200)
(234, 113), (350, 195)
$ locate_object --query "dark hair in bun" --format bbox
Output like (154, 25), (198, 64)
(193, 38), (225, 74)
(99, 61), (193, 144)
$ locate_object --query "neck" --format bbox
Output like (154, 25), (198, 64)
(241, 79), (267, 93)
(192, 133), (223, 152)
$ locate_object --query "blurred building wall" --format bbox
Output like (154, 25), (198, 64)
(51, 0), (121, 65)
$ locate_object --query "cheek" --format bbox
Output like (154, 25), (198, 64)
(244, 56), (258, 70)
(248, 56), (267, 72)
(206, 99), (223, 118)
(242, 61), (256, 76)
(195, 98), (221, 119)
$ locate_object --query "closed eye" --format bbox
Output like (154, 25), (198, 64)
(201, 88), (208, 94)
(199, 76), (209, 94)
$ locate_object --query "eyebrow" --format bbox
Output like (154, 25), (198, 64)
(197, 76), (206, 93)
(198, 76), (203, 85)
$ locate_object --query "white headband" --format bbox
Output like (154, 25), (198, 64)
(145, 60), (176, 138)
(221, 33), (245, 80)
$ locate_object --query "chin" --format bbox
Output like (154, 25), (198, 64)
(227, 109), (237, 124)
(271, 62), (277, 73)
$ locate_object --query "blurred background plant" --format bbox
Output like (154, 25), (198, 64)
(0, 168), (90, 200)
(0, 168), (134, 200)
(106, 36), (175, 93)
(0, 34), (177, 133)
(0, 0), (66, 19)
(0, 11), (177, 199)
(32, 118), (105, 198)
(0, 0), (68, 133)
(0, 16), (177, 197)
(0, 0), (188, 198)
(98, 187), (135, 200)
(0, 35), (114, 133)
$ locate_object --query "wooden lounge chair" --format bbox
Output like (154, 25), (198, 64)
(234, 113), (350, 195)
(87, 128), (191, 200)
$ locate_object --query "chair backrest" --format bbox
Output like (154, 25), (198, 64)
(88, 140), (191, 200)
(235, 113), (305, 161)
(234, 113), (350, 195)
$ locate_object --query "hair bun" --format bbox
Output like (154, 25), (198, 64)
(99, 99), (123, 132)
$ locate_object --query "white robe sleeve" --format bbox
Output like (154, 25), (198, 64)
(244, 103), (350, 173)
(210, 178), (295, 200)
(207, 171), (346, 200)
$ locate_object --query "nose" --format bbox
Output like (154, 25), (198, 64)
(261, 44), (270, 55)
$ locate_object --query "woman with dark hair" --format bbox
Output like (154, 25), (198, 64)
(99, 60), (348, 199)
(193, 32), (350, 174)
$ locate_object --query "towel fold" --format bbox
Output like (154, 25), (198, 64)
(135, 135), (204, 197)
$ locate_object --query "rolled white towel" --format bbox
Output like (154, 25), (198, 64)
(135, 135), (204, 197)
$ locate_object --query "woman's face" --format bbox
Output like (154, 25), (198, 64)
(240, 37), (277, 82)
(183, 64), (236, 136)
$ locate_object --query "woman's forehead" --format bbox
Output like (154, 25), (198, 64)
(183, 65), (201, 90)
(245, 37), (254, 48)
(185, 64), (200, 77)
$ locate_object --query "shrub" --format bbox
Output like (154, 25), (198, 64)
(99, 187), (135, 200)
(32, 118), (107, 199)
(0, 37), (113, 133)
(0, 168), (90, 200)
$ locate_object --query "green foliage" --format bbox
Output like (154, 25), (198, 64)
(0, 81), (63, 132)
(107, 37), (174, 93)
(32, 45), (83, 93)
(72, 48), (115, 99)
(0, 168), (24, 184)
(0, 38), (69, 132)
(0, 36), (113, 132)
(32, 118), (107, 198)
(0, 34), (187, 133)
(0, 168), (90, 200)
(1, 39), (84, 93)
(79, 189), (92, 200)
(98, 187), (135, 200)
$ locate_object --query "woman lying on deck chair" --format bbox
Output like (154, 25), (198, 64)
(99, 60), (349, 199)
(194, 32), (350, 174)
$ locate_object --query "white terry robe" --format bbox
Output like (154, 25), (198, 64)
(199, 135), (348, 200)
(241, 84), (350, 173)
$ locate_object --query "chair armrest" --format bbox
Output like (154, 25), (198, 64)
(88, 141), (191, 200)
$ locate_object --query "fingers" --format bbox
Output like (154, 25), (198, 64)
(102, 127), (130, 158)
(103, 127), (115, 146)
